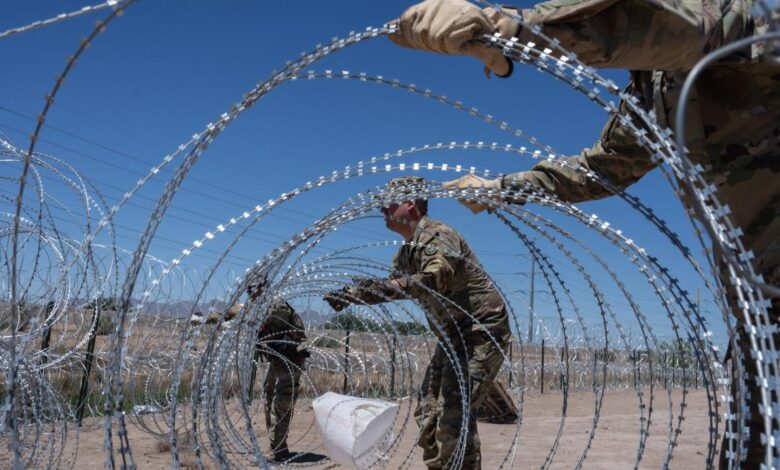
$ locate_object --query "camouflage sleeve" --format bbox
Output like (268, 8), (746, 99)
(220, 303), (242, 322)
(348, 234), (458, 302)
(340, 250), (411, 305)
(518, 0), (750, 71)
(502, 96), (658, 203)
(394, 234), (458, 298)
(347, 279), (407, 304)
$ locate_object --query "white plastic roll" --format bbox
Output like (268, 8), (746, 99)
(312, 392), (398, 469)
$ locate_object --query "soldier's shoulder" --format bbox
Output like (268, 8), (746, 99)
(414, 218), (463, 258)
(417, 218), (463, 244)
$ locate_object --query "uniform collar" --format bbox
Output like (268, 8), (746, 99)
(411, 215), (432, 242)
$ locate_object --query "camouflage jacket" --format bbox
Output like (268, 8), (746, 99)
(350, 215), (510, 340)
(502, 0), (780, 280)
(257, 298), (305, 340)
(223, 298), (306, 359)
(257, 298), (307, 361)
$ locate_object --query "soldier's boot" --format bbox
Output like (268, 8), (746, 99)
(272, 447), (291, 462)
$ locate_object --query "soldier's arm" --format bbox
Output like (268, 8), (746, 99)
(502, 98), (659, 203)
(347, 237), (457, 303)
(337, 251), (410, 305)
(518, 0), (750, 71)
(394, 236), (457, 297)
(345, 278), (407, 305)
(217, 303), (243, 323)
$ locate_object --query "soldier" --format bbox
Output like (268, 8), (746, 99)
(389, 0), (779, 467)
(240, 278), (306, 462)
(195, 277), (308, 462)
(324, 176), (511, 470)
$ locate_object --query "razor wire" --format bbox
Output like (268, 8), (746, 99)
(0, 1), (127, 40)
(2, 1), (779, 469)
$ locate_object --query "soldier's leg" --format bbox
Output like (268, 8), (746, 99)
(269, 360), (302, 456)
(469, 327), (510, 407)
(416, 344), (445, 464)
(426, 343), (471, 469)
(263, 361), (280, 452)
(461, 327), (510, 469)
(719, 327), (763, 469)
(719, 264), (779, 468)
(741, 264), (779, 468)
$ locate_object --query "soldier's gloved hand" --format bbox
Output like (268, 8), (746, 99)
(351, 277), (391, 294)
(351, 276), (375, 289)
(224, 303), (243, 322)
(389, 0), (519, 78)
(324, 288), (353, 312)
(443, 174), (502, 214)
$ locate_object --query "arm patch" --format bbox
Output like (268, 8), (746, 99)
(423, 243), (438, 256)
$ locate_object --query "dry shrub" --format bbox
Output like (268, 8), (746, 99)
(154, 432), (194, 454)
(154, 439), (171, 453)
(152, 435), (211, 469)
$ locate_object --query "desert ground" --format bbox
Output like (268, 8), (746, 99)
(74, 388), (716, 469)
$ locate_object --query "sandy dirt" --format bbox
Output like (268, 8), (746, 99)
(73, 387), (718, 469)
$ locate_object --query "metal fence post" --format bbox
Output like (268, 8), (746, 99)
(389, 332), (396, 399)
(559, 347), (564, 390)
(38, 301), (55, 366)
(343, 330), (351, 393)
(541, 339), (545, 395)
(76, 304), (101, 425)
(509, 340), (514, 388)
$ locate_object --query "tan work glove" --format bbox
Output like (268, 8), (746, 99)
(443, 174), (502, 214)
(223, 303), (243, 322)
(196, 303), (243, 325)
(390, 0), (520, 78)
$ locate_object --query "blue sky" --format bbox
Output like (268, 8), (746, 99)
(1, 1), (727, 346)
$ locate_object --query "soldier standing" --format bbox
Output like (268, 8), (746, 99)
(388, 0), (779, 467)
(199, 277), (308, 462)
(248, 278), (308, 462)
(324, 176), (511, 470)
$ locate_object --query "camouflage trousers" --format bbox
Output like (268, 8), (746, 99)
(415, 327), (510, 469)
(718, 265), (780, 469)
(263, 359), (302, 456)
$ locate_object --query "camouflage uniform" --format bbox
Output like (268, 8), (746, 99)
(349, 214), (511, 469)
(498, 1), (779, 466)
(256, 298), (307, 459)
